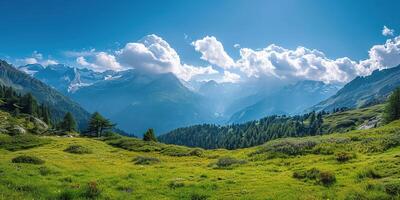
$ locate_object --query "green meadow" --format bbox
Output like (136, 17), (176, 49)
(1, 116), (399, 199)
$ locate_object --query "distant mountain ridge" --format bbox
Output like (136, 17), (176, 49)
(19, 63), (117, 93)
(70, 69), (216, 134)
(308, 65), (400, 112)
(229, 80), (341, 123)
(17, 63), (346, 134)
(0, 60), (90, 129)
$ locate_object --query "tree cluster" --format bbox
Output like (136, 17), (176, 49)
(384, 87), (400, 123)
(159, 112), (325, 150)
(0, 85), (51, 125)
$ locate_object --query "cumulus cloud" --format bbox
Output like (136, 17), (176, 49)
(234, 44), (240, 49)
(235, 45), (352, 82)
(115, 34), (218, 81)
(382, 26), (394, 36)
(357, 36), (400, 75)
(76, 52), (123, 72)
(192, 36), (235, 69)
(192, 34), (400, 83)
(74, 34), (218, 81)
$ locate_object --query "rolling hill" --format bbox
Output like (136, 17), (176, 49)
(0, 109), (399, 199)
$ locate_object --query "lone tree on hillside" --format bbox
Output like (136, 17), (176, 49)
(85, 112), (114, 137)
(384, 87), (400, 123)
(143, 128), (157, 142)
(60, 112), (77, 132)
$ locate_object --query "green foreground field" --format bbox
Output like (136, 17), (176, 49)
(1, 120), (400, 199)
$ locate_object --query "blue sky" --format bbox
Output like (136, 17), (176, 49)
(1, 0), (400, 83)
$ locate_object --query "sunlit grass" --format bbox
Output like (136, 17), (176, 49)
(0, 120), (399, 199)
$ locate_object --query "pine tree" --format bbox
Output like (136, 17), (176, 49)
(384, 87), (400, 123)
(143, 128), (157, 142)
(86, 112), (114, 137)
(21, 93), (37, 116)
(61, 112), (77, 132)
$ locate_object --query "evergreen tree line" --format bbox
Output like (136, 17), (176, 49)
(0, 85), (52, 125)
(159, 111), (325, 150)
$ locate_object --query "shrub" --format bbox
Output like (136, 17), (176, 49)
(293, 168), (336, 186)
(215, 157), (246, 168)
(12, 155), (44, 164)
(384, 182), (400, 196)
(318, 171), (336, 186)
(189, 148), (204, 157)
(190, 193), (209, 200)
(168, 179), (185, 189)
(83, 181), (101, 199)
(64, 145), (92, 154)
(335, 152), (356, 162)
(39, 166), (51, 176)
(58, 189), (79, 200)
(133, 156), (160, 165)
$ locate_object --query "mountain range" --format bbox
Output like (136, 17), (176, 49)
(0, 60), (90, 129)
(16, 63), (342, 134)
(308, 65), (400, 112)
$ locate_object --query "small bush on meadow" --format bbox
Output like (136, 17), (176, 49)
(384, 182), (400, 196)
(133, 156), (160, 165)
(168, 179), (185, 189)
(293, 168), (336, 186)
(318, 171), (336, 186)
(83, 181), (101, 199)
(12, 155), (44, 164)
(215, 157), (246, 168)
(335, 152), (356, 162)
(58, 189), (79, 200)
(190, 193), (209, 200)
(189, 148), (204, 157)
(39, 166), (51, 176)
(64, 145), (92, 154)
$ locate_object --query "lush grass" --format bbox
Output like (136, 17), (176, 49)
(0, 133), (50, 151)
(0, 120), (399, 199)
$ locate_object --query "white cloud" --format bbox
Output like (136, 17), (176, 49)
(192, 36), (235, 69)
(234, 44), (240, 49)
(356, 36), (400, 75)
(18, 51), (58, 66)
(220, 71), (241, 83)
(114, 34), (218, 81)
(76, 52), (123, 72)
(382, 26), (394, 36)
(193, 34), (400, 83)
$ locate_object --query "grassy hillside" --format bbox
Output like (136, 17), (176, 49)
(321, 104), (384, 133)
(1, 118), (399, 199)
